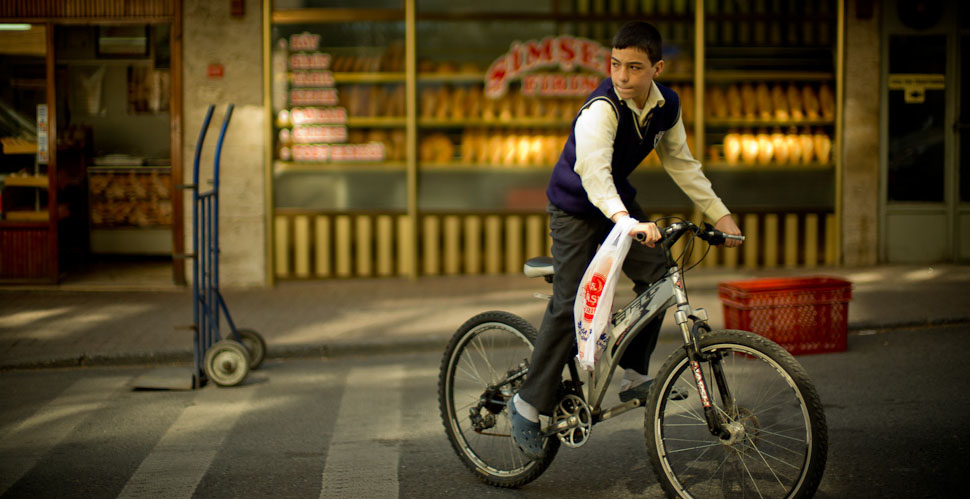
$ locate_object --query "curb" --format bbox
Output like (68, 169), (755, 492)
(3, 318), (968, 371)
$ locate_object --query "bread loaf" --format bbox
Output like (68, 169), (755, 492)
(420, 86), (437, 118)
(741, 131), (759, 164)
(741, 83), (757, 119)
(785, 128), (802, 164)
(727, 85), (743, 119)
(709, 85), (728, 118)
(451, 86), (468, 120)
(771, 84), (789, 121)
(756, 131), (773, 165)
(723, 131), (741, 165)
(787, 84), (804, 120)
(801, 85), (820, 119)
(756, 83), (772, 120)
(771, 129), (789, 164)
(798, 127), (814, 163)
(818, 83), (835, 120)
(434, 86), (452, 119)
(813, 129), (831, 164)
(467, 86), (483, 119)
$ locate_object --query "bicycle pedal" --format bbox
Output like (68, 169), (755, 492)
(533, 292), (552, 301)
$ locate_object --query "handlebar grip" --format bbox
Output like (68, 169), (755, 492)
(635, 232), (647, 242)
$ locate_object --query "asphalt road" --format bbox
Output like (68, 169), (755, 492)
(0, 324), (967, 498)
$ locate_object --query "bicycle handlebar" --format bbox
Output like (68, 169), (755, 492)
(634, 221), (744, 247)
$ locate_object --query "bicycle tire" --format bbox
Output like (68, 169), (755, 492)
(438, 311), (560, 488)
(645, 329), (827, 499)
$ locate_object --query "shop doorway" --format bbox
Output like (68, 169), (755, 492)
(53, 23), (181, 287)
(881, 1), (968, 263)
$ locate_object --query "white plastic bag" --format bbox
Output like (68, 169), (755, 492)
(574, 217), (638, 371)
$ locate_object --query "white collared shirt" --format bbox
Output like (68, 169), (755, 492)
(573, 80), (730, 222)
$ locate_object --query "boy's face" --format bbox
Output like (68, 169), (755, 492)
(610, 46), (664, 108)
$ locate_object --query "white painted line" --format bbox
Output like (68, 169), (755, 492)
(0, 376), (130, 494)
(320, 365), (403, 499)
(117, 387), (257, 499)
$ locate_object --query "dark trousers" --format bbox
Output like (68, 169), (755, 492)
(518, 202), (667, 414)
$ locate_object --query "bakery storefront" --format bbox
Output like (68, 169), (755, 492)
(0, 1), (182, 284)
(265, 0), (842, 281)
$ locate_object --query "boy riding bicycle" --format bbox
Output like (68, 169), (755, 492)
(509, 21), (744, 459)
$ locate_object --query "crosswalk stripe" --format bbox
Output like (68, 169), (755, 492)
(0, 376), (130, 494)
(320, 365), (404, 499)
(117, 386), (257, 499)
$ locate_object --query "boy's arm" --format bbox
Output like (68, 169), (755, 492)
(575, 100), (661, 246)
(573, 100), (628, 220)
(656, 110), (742, 246)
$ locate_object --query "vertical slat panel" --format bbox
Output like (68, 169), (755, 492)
(784, 213), (799, 267)
(274, 215), (290, 278)
(293, 215), (311, 278)
(443, 215), (461, 275)
(464, 215), (482, 274)
(315, 215), (331, 278)
(763, 214), (779, 268)
(743, 214), (759, 269)
(545, 216), (553, 256)
(704, 243), (719, 267)
(505, 215), (523, 274)
(804, 214), (819, 268)
(484, 215), (502, 275)
(526, 215), (544, 260)
(334, 215), (352, 277)
(824, 213), (838, 265)
(355, 215), (373, 277)
(422, 215), (440, 276)
(397, 215), (413, 277)
(376, 215), (394, 277)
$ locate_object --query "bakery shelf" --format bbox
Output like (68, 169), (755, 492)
(418, 72), (485, 83)
(705, 70), (834, 82)
(1, 138), (38, 155)
(333, 72), (406, 83)
(347, 117), (407, 127)
(418, 118), (571, 128)
(3, 174), (48, 188)
(706, 118), (834, 127)
(704, 162), (834, 172)
(419, 162), (552, 171)
(275, 160), (406, 173)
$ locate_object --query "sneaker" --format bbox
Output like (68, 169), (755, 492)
(619, 379), (689, 403)
(507, 397), (546, 460)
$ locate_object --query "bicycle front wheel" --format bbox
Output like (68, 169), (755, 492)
(438, 311), (559, 488)
(645, 329), (827, 498)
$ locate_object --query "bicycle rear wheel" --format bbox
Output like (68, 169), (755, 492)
(438, 311), (559, 488)
(645, 329), (827, 498)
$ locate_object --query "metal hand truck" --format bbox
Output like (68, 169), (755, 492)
(186, 104), (266, 388)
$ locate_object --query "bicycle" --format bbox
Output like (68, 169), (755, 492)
(438, 219), (827, 498)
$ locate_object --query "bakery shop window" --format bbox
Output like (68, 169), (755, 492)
(271, 20), (408, 211)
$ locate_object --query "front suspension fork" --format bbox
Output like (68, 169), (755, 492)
(678, 316), (735, 438)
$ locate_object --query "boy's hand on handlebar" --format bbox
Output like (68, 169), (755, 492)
(631, 222), (661, 247)
(715, 215), (743, 248)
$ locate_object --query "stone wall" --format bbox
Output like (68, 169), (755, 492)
(841, 0), (882, 265)
(182, 0), (265, 286)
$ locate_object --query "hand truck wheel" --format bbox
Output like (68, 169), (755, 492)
(204, 339), (250, 387)
(236, 329), (267, 370)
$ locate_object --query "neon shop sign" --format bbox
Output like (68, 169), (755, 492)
(484, 36), (611, 99)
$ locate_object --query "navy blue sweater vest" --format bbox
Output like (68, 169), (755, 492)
(546, 78), (681, 216)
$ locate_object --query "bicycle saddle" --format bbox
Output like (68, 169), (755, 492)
(523, 256), (554, 279)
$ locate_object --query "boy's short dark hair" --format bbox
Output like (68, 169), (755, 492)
(612, 21), (663, 65)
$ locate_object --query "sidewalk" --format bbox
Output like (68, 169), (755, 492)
(2, 264), (969, 369)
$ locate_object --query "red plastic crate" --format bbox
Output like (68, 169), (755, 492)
(718, 277), (852, 355)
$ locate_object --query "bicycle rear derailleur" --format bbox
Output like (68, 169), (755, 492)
(469, 361), (529, 434)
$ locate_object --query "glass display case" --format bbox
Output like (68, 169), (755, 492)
(265, 0), (843, 280)
(0, 24), (57, 281)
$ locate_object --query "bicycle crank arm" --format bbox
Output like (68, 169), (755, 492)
(542, 416), (579, 437)
(594, 398), (642, 423)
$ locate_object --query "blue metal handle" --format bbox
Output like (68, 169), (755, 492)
(212, 104), (234, 191)
(192, 105), (215, 189)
